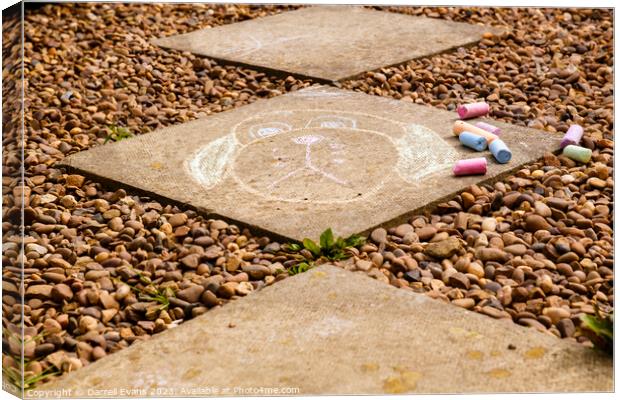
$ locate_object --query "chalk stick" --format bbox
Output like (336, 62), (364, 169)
(563, 145), (592, 163)
(457, 102), (490, 119)
(474, 121), (502, 136)
(459, 131), (488, 151)
(453, 157), (487, 176)
(453, 121), (499, 144)
(489, 139), (512, 164)
(560, 124), (584, 148)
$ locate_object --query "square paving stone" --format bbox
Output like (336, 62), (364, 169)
(40, 265), (612, 396)
(62, 85), (561, 241)
(152, 6), (496, 82)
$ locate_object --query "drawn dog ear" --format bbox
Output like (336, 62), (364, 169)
(396, 124), (459, 183)
(185, 135), (237, 189)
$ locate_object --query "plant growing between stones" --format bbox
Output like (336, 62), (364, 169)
(138, 286), (173, 311)
(2, 329), (61, 390)
(284, 228), (366, 274)
(136, 276), (172, 310)
(3, 360), (60, 391)
(114, 274), (172, 311)
(288, 261), (313, 276)
(104, 125), (134, 144)
(303, 228), (366, 261)
(580, 304), (613, 355)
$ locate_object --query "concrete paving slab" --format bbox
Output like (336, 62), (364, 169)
(152, 6), (495, 82)
(39, 265), (612, 397)
(62, 86), (561, 242)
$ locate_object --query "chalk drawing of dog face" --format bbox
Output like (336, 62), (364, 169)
(185, 108), (459, 203)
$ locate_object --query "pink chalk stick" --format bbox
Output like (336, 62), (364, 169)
(560, 124), (584, 148)
(457, 102), (490, 119)
(474, 121), (502, 136)
(453, 157), (487, 176)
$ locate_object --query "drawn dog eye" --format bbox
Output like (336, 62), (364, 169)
(258, 127), (282, 136)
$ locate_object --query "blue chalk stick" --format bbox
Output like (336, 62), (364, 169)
(489, 139), (512, 164)
(459, 131), (487, 152)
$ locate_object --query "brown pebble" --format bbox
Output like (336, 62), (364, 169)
(66, 175), (85, 188)
(51, 284), (73, 302)
(525, 215), (551, 232)
(504, 244), (527, 256)
(92, 346), (106, 360)
(476, 248), (508, 262)
(448, 272), (470, 290)
(452, 298), (475, 309)
(180, 254), (200, 269)
(424, 237), (461, 259)
(370, 228), (387, 243)
(99, 292), (119, 310)
(177, 285), (205, 303)
(517, 318), (547, 331)
(217, 282), (238, 299)
(79, 316), (98, 333)
(416, 226), (437, 241)
(467, 262), (485, 279)
(556, 318), (575, 338)
(587, 177), (606, 189)
(26, 284), (53, 299)
(168, 213), (188, 227)
(481, 306), (509, 319)
(210, 219), (229, 230)
(43, 318), (62, 334)
(542, 307), (570, 324)
(394, 223), (414, 237)
(241, 264), (271, 280)
(201, 290), (221, 307)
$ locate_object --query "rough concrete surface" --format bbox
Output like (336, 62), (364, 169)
(39, 265), (612, 397)
(62, 85), (561, 241)
(152, 6), (495, 82)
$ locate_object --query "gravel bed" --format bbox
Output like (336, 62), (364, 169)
(340, 5), (613, 343)
(3, 3), (309, 387)
(2, 3), (613, 388)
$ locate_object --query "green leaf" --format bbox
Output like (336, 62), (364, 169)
(580, 310), (613, 355)
(302, 238), (321, 257)
(344, 234), (366, 248)
(283, 243), (301, 252)
(320, 228), (335, 250)
(103, 125), (133, 144)
(288, 261), (313, 276)
(331, 251), (348, 261)
(23, 366), (59, 387)
(581, 314), (613, 340)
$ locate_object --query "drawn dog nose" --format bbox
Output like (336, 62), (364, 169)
(292, 135), (324, 145)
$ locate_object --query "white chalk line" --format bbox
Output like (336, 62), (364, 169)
(184, 134), (238, 189)
(185, 108), (455, 203)
(231, 109), (405, 144)
(395, 124), (460, 183)
(229, 126), (398, 204)
(219, 34), (310, 58)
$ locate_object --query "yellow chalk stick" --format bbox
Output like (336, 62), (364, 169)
(453, 121), (499, 144)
